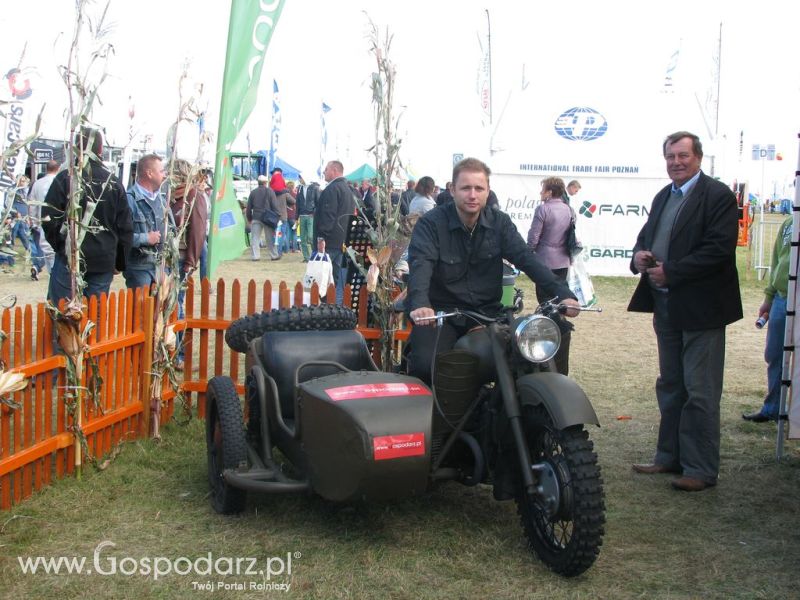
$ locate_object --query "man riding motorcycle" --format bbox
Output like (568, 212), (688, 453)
(406, 157), (580, 384)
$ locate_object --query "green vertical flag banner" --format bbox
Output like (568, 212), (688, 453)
(208, 0), (286, 279)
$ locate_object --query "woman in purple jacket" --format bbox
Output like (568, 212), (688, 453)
(527, 176), (574, 374)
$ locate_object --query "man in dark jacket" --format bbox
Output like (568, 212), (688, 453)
(435, 181), (453, 206)
(43, 128), (133, 305)
(628, 131), (742, 492)
(296, 181), (319, 261)
(314, 160), (355, 304)
(407, 157), (579, 384)
(358, 179), (376, 225)
(399, 180), (415, 216)
(246, 175), (280, 260)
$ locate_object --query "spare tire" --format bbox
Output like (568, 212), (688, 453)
(225, 304), (358, 353)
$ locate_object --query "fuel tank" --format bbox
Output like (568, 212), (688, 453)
(298, 371), (433, 502)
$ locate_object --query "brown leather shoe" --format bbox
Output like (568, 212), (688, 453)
(632, 463), (680, 475)
(671, 476), (716, 492)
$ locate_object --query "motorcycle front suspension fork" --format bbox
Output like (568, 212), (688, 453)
(488, 324), (537, 497)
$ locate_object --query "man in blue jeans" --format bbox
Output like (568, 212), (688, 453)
(743, 215), (792, 423)
(123, 154), (169, 291)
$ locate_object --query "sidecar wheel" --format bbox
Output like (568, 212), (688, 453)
(515, 405), (605, 577)
(225, 304), (358, 353)
(206, 376), (248, 514)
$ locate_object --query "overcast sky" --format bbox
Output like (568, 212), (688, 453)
(3, 0), (799, 195)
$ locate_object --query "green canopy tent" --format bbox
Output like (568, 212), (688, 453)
(344, 163), (376, 182)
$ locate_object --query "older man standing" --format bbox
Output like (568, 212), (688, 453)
(314, 160), (355, 304)
(123, 154), (169, 290)
(628, 131), (742, 492)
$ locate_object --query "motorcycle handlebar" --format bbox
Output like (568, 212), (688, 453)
(414, 302), (601, 325)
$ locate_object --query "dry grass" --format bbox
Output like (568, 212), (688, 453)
(1, 246), (799, 599)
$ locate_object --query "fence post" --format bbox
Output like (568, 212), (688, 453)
(140, 295), (155, 438)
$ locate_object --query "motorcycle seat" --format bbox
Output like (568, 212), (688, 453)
(258, 329), (378, 418)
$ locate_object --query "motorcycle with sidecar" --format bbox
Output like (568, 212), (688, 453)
(207, 301), (605, 576)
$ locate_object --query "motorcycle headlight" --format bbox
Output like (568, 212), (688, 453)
(514, 315), (561, 363)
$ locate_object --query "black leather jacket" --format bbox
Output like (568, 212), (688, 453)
(408, 202), (575, 314)
(42, 162), (133, 274)
(297, 183), (319, 215)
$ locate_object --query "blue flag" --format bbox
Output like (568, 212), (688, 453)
(268, 79), (281, 173)
(318, 102), (331, 179)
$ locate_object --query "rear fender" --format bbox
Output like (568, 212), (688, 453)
(516, 372), (600, 429)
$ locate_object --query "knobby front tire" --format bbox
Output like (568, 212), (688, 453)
(515, 406), (605, 577)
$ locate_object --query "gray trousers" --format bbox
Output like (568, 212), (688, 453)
(652, 293), (724, 483)
(250, 221), (278, 260)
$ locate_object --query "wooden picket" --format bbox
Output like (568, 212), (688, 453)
(0, 278), (410, 510)
(0, 287), (150, 509)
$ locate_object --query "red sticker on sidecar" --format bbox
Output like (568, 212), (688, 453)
(325, 382), (431, 401)
(373, 433), (426, 460)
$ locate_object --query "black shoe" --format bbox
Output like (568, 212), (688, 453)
(492, 478), (516, 501)
(742, 411), (770, 423)
(30, 267), (38, 281)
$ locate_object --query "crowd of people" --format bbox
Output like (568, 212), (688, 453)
(1, 129), (785, 495)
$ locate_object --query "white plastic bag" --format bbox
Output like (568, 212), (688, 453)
(567, 253), (597, 307)
(302, 252), (334, 291)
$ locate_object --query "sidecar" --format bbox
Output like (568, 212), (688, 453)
(206, 326), (436, 514)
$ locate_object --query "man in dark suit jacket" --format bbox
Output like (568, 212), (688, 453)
(314, 160), (356, 304)
(628, 131), (742, 492)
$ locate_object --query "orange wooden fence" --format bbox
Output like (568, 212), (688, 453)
(0, 278), (410, 510)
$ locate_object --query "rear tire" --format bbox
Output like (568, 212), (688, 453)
(206, 376), (248, 514)
(515, 405), (605, 577)
(225, 305), (358, 353)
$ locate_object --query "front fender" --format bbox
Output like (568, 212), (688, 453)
(517, 372), (600, 429)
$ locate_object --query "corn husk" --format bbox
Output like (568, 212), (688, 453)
(163, 324), (177, 354)
(0, 370), (27, 396)
(366, 263), (380, 293)
(155, 312), (165, 343)
(376, 245), (392, 267)
(157, 271), (172, 301)
(54, 319), (82, 361)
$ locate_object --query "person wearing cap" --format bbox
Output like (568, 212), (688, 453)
(246, 175), (280, 260)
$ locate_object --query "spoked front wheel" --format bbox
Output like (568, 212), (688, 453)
(515, 406), (605, 577)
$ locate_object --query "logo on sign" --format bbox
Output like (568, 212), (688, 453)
(554, 107), (608, 141)
(579, 201), (597, 218)
(578, 201), (649, 219)
(373, 433), (426, 461)
(326, 382), (431, 401)
(5, 68), (32, 100)
(34, 149), (53, 163)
